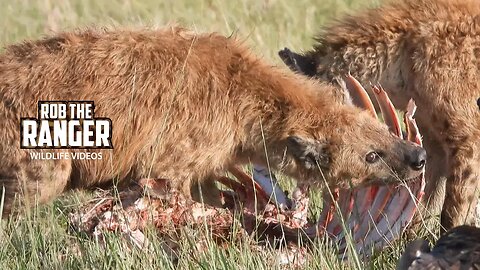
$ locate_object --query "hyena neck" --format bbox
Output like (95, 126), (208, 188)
(308, 4), (420, 92)
(237, 68), (340, 171)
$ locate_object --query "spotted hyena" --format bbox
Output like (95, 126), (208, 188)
(0, 26), (426, 217)
(279, 0), (480, 230)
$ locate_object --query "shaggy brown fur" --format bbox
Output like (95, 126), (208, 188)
(0, 26), (425, 217)
(280, 0), (480, 230)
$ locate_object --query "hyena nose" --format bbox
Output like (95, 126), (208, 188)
(409, 147), (427, 171)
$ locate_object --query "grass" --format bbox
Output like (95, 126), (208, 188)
(0, 0), (439, 269)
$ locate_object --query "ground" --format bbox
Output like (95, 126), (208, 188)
(0, 0), (433, 269)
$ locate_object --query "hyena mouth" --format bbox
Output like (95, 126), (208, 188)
(401, 174), (424, 185)
(373, 171), (424, 187)
(248, 75), (425, 258)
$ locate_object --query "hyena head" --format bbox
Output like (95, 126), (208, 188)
(283, 108), (426, 189)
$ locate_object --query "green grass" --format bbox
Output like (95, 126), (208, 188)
(0, 0), (438, 269)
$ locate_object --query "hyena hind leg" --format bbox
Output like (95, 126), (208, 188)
(412, 131), (448, 230)
(0, 154), (72, 218)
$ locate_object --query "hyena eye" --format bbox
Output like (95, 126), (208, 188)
(365, 152), (380, 163)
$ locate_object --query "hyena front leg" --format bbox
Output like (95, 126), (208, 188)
(412, 130), (448, 229)
(440, 142), (480, 231)
(190, 177), (223, 208)
(174, 172), (223, 208)
(1, 150), (72, 217)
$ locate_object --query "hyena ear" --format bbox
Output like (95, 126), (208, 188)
(278, 48), (317, 77)
(286, 135), (330, 170)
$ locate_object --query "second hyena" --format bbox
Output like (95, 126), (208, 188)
(279, 0), (480, 230)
